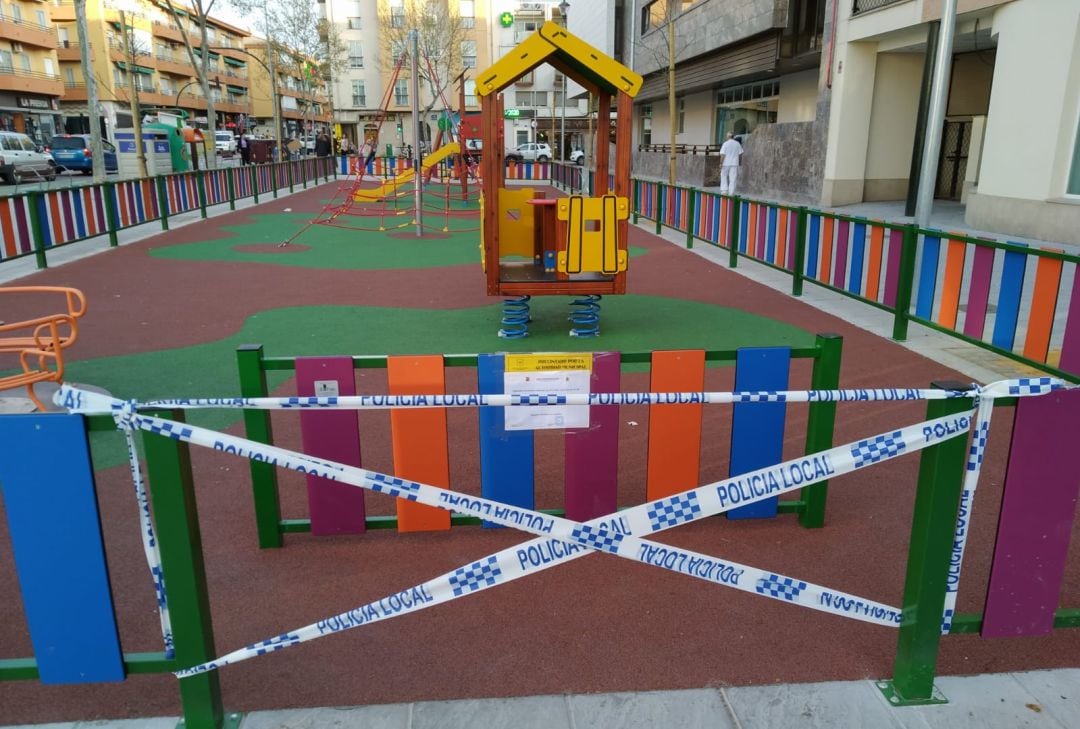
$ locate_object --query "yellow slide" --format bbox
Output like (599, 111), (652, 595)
(354, 142), (460, 202)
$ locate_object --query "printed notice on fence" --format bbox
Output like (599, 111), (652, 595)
(504, 353), (592, 431)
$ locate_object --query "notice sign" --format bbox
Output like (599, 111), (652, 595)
(504, 353), (592, 431)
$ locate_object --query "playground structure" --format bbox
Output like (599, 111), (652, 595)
(1, 335), (1077, 727)
(0, 286), (87, 410)
(476, 23), (642, 337)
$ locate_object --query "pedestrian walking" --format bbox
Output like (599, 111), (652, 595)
(315, 132), (332, 158)
(719, 132), (744, 195)
(238, 131), (251, 165)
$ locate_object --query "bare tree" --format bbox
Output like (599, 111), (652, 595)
(635, 0), (678, 184)
(271, 2), (347, 140)
(162, 0), (219, 169)
(377, 0), (470, 125)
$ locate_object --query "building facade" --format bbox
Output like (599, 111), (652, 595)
(244, 37), (331, 141)
(0, 0), (63, 143)
(54, 0), (251, 140)
(825, 0), (1080, 243)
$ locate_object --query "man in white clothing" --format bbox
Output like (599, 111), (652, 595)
(719, 132), (744, 195)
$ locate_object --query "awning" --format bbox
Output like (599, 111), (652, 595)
(223, 57), (246, 68)
(226, 85), (246, 94)
(192, 48), (221, 58)
(115, 61), (154, 75)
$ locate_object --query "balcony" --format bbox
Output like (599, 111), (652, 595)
(156, 53), (194, 77)
(151, 21), (184, 43)
(50, 1), (75, 22)
(0, 14), (58, 49)
(62, 80), (86, 100)
(56, 40), (81, 61)
(0, 66), (64, 96)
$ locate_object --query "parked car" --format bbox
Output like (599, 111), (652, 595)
(0, 131), (58, 183)
(215, 130), (237, 155)
(505, 142), (552, 163)
(300, 134), (316, 154)
(570, 148), (585, 165)
(48, 134), (118, 175)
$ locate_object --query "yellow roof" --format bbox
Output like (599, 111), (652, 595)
(476, 21), (642, 99)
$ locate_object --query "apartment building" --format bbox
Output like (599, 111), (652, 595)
(620, 0), (828, 198)
(825, 0), (1080, 243)
(0, 0), (63, 143)
(54, 0), (251, 140)
(244, 37), (331, 140)
(494, 0), (588, 160)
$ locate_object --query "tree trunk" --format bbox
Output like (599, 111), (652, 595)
(201, 18), (218, 170)
(120, 12), (147, 178)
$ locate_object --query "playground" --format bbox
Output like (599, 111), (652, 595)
(1, 23), (1078, 729)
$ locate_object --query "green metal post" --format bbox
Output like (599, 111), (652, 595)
(892, 224), (918, 341)
(196, 170), (208, 219)
(236, 345), (282, 549)
(142, 412), (233, 729)
(728, 196), (740, 269)
(157, 176), (170, 230)
(271, 163), (279, 199)
(655, 183), (664, 235)
(251, 164), (259, 205)
(632, 180), (639, 224)
(103, 181), (120, 247)
(799, 333), (843, 528)
(301, 160), (308, 190)
(685, 187), (695, 249)
(792, 206), (808, 296)
(27, 192), (48, 269)
(226, 168), (236, 211)
(287, 157), (295, 193)
(879, 383), (971, 706)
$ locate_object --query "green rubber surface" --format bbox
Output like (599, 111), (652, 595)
(65, 295), (811, 468)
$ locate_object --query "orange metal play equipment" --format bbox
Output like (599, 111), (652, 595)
(476, 22), (642, 337)
(0, 286), (87, 410)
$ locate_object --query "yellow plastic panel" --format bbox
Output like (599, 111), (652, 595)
(498, 187), (537, 259)
(557, 194), (629, 274)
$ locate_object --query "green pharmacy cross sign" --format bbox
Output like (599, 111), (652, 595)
(499, 11), (514, 27)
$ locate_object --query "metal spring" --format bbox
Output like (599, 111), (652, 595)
(568, 294), (602, 337)
(498, 295), (531, 339)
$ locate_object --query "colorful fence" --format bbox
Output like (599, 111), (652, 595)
(0, 156), (336, 270)
(549, 168), (1080, 382)
(3, 352), (1078, 726)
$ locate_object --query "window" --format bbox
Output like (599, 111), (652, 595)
(515, 20), (539, 42)
(714, 80), (780, 143)
(348, 41), (363, 68)
(348, 16), (362, 29)
(516, 90), (547, 107)
(64, 66), (75, 84)
(58, 27), (69, 47)
(394, 79), (408, 105)
(351, 80), (366, 107)
(43, 58), (54, 76)
(461, 40), (476, 68)
(390, 0), (404, 28)
(553, 90), (565, 107)
(113, 67), (125, 87)
(460, 0), (475, 27)
(676, 97), (684, 133)
(641, 0), (664, 34)
(0, 50), (10, 72)
(19, 54), (31, 72)
(516, 70), (533, 85)
(640, 106), (652, 146)
(464, 78), (476, 107)
(36, 9), (47, 26)
(11, 4), (21, 21)
(159, 77), (173, 95)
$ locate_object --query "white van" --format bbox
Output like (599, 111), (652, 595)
(215, 130), (237, 155)
(0, 132), (58, 183)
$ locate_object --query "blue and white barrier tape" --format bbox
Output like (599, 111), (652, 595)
(58, 385), (979, 676)
(88, 376), (1057, 412)
(51, 376), (1066, 674)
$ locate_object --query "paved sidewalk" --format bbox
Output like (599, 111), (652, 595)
(6, 669), (1078, 728)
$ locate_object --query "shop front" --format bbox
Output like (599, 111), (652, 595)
(0, 93), (63, 145)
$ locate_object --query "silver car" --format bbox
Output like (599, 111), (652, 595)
(0, 132), (58, 183)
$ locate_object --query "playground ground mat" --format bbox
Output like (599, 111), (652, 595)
(1, 179), (1077, 724)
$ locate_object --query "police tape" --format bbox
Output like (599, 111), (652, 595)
(107, 379), (1063, 412)
(52, 376), (1066, 674)
(57, 385), (983, 676)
